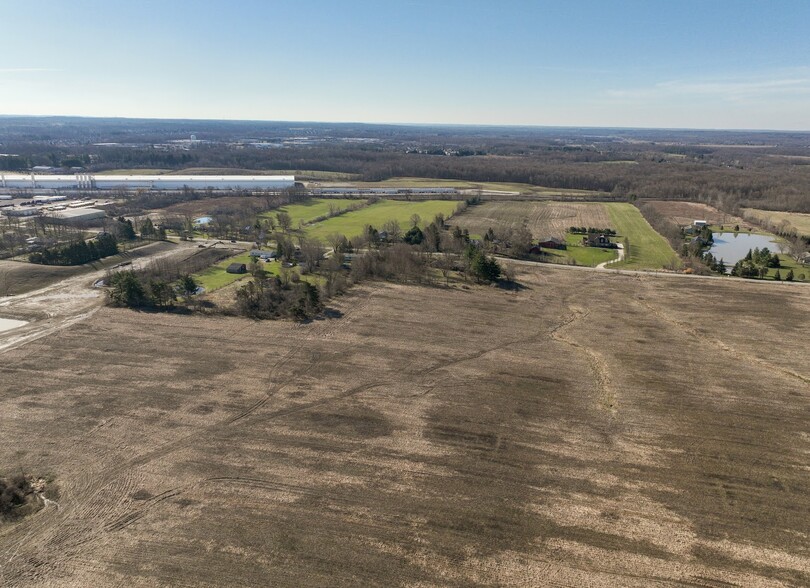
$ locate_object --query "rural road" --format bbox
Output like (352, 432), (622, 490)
(501, 253), (810, 286)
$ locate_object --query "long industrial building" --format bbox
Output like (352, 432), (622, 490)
(0, 174), (295, 191)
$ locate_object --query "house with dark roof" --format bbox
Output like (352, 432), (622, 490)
(582, 233), (613, 248)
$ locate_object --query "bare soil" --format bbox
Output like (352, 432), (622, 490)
(453, 201), (613, 238)
(161, 196), (270, 217)
(645, 200), (753, 230)
(0, 241), (177, 296)
(0, 267), (808, 586)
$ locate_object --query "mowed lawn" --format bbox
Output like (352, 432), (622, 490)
(262, 198), (361, 228)
(192, 252), (254, 291)
(606, 203), (678, 269)
(305, 200), (460, 241)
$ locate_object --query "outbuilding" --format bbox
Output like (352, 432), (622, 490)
(43, 207), (107, 225)
(538, 237), (567, 250)
(226, 263), (247, 274)
(3, 206), (39, 217)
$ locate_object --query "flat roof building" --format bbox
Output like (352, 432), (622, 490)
(0, 173), (295, 191)
(3, 206), (39, 217)
(43, 207), (107, 224)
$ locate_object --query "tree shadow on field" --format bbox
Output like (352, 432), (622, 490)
(496, 279), (528, 292)
(320, 308), (344, 320)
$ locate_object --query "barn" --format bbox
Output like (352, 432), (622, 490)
(226, 263), (247, 274)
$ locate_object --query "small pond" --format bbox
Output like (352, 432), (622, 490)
(0, 317), (28, 333)
(194, 216), (213, 225)
(708, 232), (783, 265)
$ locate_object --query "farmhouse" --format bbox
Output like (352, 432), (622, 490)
(583, 233), (612, 247)
(693, 220), (708, 228)
(226, 263), (247, 274)
(249, 249), (277, 260)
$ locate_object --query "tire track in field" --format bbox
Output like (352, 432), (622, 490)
(549, 306), (617, 415)
(632, 295), (809, 386)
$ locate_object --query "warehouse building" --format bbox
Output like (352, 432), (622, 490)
(43, 208), (107, 225)
(3, 206), (39, 217)
(0, 173), (295, 191)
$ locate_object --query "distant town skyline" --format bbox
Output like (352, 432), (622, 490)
(2, 0), (809, 130)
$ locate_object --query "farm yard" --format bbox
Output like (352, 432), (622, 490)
(643, 200), (753, 231)
(449, 201), (675, 269)
(0, 266), (808, 586)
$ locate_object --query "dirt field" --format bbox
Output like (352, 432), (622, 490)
(0, 266), (808, 586)
(742, 208), (810, 238)
(0, 241), (178, 296)
(160, 195), (270, 217)
(644, 200), (753, 230)
(452, 201), (613, 238)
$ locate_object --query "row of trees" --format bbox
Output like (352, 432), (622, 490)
(729, 247), (783, 279)
(568, 227), (617, 235)
(29, 233), (119, 265)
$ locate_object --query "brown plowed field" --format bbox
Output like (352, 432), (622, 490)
(0, 268), (808, 586)
(452, 201), (613, 238)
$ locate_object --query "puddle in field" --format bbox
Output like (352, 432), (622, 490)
(0, 318), (28, 333)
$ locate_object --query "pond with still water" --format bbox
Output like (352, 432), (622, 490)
(708, 232), (783, 265)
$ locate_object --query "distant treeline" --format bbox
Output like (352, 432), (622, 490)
(4, 117), (810, 213)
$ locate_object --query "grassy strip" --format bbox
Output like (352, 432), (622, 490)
(606, 203), (678, 269)
(304, 200), (459, 242)
(261, 198), (361, 228)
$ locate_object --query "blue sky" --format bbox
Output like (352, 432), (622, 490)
(2, 0), (809, 129)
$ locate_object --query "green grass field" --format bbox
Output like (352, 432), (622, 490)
(261, 198), (361, 228)
(191, 251), (325, 292)
(304, 200), (460, 242)
(764, 255), (810, 282)
(606, 203), (679, 269)
(192, 252), (254, 291)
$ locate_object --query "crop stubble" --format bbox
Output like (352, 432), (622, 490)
(0, 267), (808, 586)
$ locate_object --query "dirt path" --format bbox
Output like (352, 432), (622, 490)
(596, 243), (624, 269)
(0, 242), (198, 354)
